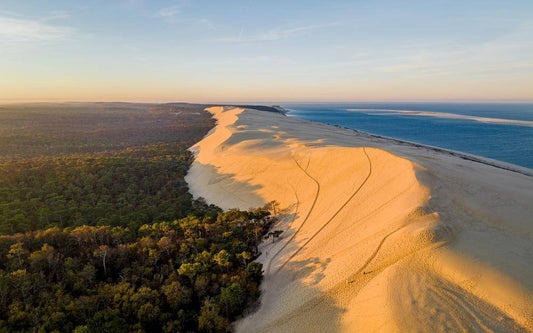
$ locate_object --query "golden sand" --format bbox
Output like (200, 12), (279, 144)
(186, 107), (533, 332)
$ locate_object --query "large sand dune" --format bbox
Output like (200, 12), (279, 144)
(186, 106), (533, 332)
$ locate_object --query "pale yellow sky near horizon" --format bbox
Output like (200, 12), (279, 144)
(2, 1), (533, 103)
(2, 74), (533, 103)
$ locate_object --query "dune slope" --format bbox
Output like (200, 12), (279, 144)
(186, 106), (533, 332)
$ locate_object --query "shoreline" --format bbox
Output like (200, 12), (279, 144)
(186, 106), (533, 332)
(282, 108), (532, 177)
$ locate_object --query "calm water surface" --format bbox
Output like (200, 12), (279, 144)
(284, 103), (533, 169)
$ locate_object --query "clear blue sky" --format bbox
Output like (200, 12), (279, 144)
(1, 0), (532, 102)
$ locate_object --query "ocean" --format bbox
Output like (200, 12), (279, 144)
(283, 103), (533, 169)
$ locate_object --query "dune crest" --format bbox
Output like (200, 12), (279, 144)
(186, 106), (533, 332)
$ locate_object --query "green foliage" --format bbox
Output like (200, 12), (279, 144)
(220, 283), (246, 317)
(0, 209), (274, 332)
(198, 299), (230, 333)
(246, 262), (264, 283)
(0, 102), (214, 235)
(0, 103), (275, 332)
(0, 143), (197, 234)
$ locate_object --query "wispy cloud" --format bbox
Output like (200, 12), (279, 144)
(217, 22), (340, 43)
(156, 6), (180, 18)
(42, 11), (71, 21)
(0, 16), (74, 43)
(153, 2), (215, 30)
(154, 0), (195, 19)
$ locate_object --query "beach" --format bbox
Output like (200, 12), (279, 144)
(185, 106), (533, 332)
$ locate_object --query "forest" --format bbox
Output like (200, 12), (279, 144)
(0, 143), (196, 234)
(0, 103), (277, 332)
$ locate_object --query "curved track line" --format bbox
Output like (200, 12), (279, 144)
(330, 180), (417, 240)
(275, 147), (373, 274)
(348, 220), (452, 282)
(348, 224), (406, 280)
(267, 156), (321, 275)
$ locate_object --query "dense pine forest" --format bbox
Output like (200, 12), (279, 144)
(0, 103), (276, 332)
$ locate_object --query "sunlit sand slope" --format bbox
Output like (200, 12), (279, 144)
(186, 106), (533, 332)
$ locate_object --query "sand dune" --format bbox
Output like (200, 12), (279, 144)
(186, 106), (533, 332)
(347, 108), (533, 127)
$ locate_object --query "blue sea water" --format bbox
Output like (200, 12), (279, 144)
(283, 103), (533, 169)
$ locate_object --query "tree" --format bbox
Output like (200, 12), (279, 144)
(264, 200), (280, 215)
(28, 243), (55, 273)
(6, 242), (28, 268)
(93, 245), (109, 277)
(213, 250), (232, 272)
(219, 283), (245, 318)
(198, 299), (229, 333)
(236, 251), (253, 267)
(246, 262), (263, 283)
(177, 262), (201, 280)
(86, 310), (128, 333)
(162, 281), (191, 310)
(157, 236), (172, 255)
(266, 230), (283, 243)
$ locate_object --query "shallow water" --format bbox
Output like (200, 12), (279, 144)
(284, 103), (533, 169)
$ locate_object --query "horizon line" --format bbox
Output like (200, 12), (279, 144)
(1, 98), (533, 105)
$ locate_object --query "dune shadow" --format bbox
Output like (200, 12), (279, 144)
(223, 128), (288, 151)
(187, 161), (267, 210)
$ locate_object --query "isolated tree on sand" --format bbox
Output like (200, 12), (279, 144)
(266, 230), (283, 243)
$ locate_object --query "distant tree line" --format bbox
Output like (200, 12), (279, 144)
(0, 103), (214, 161)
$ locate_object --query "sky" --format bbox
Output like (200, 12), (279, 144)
(1, 0), (533, 103)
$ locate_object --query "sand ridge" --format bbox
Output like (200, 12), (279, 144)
(185, 106), (533, 332)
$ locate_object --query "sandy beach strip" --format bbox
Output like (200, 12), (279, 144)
(185, 106), (533, 332)
(346, 108), (533, 127)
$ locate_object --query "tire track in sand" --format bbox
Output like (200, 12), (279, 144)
(266, 156), (321, 275)
(348, 224), (407, 280)
(275, 147), (373, 274)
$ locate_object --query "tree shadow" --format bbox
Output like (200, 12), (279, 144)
(237, 253), (345, 333)
(235, 200), (346, 332)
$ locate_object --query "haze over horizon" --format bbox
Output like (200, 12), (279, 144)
(1, 0), (533, 102)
